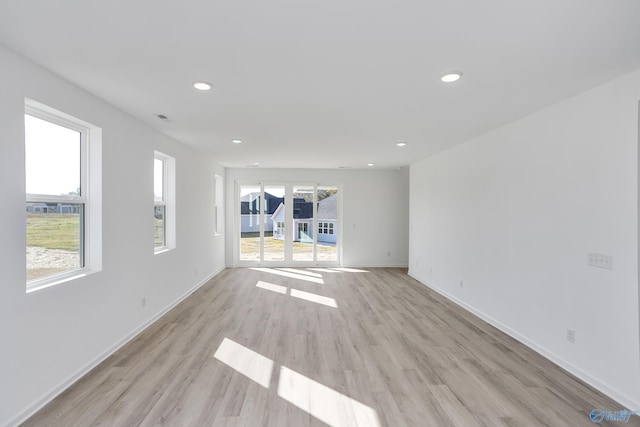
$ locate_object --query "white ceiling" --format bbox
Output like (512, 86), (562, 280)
(1, 0), (639, 169)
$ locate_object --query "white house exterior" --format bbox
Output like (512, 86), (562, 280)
(270, 203), (313, 242)
(240, 192), (283, 234)
(270, 194), (337, 244)
(316, 194), (337, 244)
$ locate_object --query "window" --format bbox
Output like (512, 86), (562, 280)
(154, 157), (166, 248)
(154, 151), (175, 253)
(215, 174), (223, 235)
(318, 222), (331, 234)
(25, 99), (102, 291)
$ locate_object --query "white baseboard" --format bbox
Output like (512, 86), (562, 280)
(8, 265), (226, 427)
(408, 270), (640, 412)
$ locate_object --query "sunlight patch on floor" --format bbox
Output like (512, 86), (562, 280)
(330, 267), (370, 273)
(278, 366), (381, 427)
(256, 280), (287, 294)
(308, 268), (341, 273)
(290, 288), (338, 308)
(277, 268), (323, 278)
(250, 267), (325, 284)
(256, 281), (338, 308)
(213, 338), (274, 388)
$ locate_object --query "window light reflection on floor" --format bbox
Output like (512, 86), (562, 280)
(250, 267), (325, 284)
(308, 268), (341, 273)
(330, 267), (370, 273)
(256, 280), (287, 294)
(277, 268), (324, 278)
(290, 288), (338, 308)
(278, 366), (381, 427)
(255, 281), (338, 308)
(213, 338), (274, 388)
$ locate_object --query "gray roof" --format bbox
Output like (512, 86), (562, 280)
(317, 194), (337, 220)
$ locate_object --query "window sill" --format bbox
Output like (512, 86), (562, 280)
(26, 269), (96, 293)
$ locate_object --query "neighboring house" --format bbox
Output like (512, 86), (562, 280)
(26, 203), (51, 213)
(240, 192), (283, 233)
(58, 204), (80, 214)
(316, 194), (337, 244)
(26, 203), (81, 214)
(271, 194), (337, 243)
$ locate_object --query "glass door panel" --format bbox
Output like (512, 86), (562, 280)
(291, 186), (314, 261)
(239, 185), (261, 261)
(317, 186), (338, 262)
(263, 185), (285, 262)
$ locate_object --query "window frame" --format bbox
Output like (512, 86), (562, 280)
(25, 99), (102, 292)
(154, 155), (167, 251)
(215, 174), (223, 236)
(154, 150), (176, 254)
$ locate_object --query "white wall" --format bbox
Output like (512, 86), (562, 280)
(409, 68), (640, 409)
(225, 168), (410, 267)
(0, 45), (226, 426)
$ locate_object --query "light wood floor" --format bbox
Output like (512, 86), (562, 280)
(23, 268), (638, 426)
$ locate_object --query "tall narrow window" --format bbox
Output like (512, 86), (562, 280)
(25, 99), (102, 290)
(154, 157), (166, 249)
(154, 151), (175, 253)
(215, 174), (223, 235)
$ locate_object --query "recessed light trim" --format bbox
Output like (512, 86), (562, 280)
(232, 139), (242, 144)
(193, 81), (212, 91)
(367, 163), (375, 167)
(441, 72), (462, 83)
(396, 142), (407, 147)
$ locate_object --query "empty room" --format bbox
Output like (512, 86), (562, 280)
(1, 1), (639, 426)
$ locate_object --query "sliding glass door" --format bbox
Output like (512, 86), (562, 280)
(239, 185), (261, 262)
(292, 186), (314, 262)
(263, 185), (285, 262)
(237, 183), (340, 266)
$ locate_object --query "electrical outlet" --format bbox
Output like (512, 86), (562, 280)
(142, 296), (147, 307)
(387, 251), (391, 257)
(566, 328), (575, 343)
(459, 281), (464, 288)
(588, 253), (613, 269)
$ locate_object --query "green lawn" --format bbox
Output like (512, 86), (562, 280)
(240, 236), (337, 261)
(26, 213), (80, 251)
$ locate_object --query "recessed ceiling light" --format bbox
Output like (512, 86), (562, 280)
(232, 139), (242, 144)
(396, 142), (407, 147)
(367, 163), (375, 167)
(193, 81), (212, 91)
(253, 161), (260, 166)
(441, 72), (462, 83)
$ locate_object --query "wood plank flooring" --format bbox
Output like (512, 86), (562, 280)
(22, 268), (639, 426)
